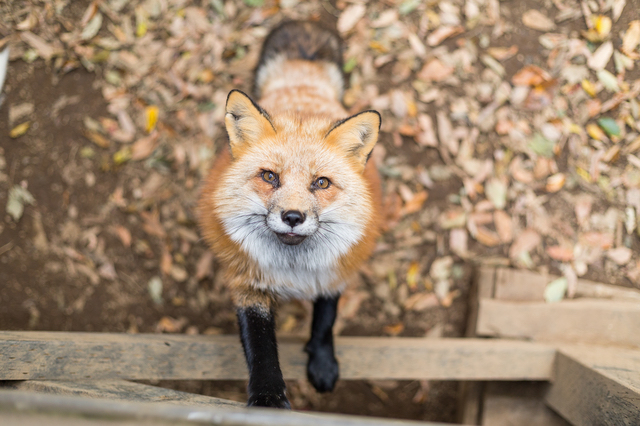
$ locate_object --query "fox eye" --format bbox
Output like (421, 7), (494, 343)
(314, 177), (331, 189)
(261, 170), (277, 184)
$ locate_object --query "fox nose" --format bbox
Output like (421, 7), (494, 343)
(282, 210), (306, 227)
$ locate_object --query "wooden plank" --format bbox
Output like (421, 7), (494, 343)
(492, 268), (640, 302)
(0, 390), (448, 426)
(545, 345), (640, 426)
(476, 298), (640, 347)
(481, 382), (569, 426)
(0, 332), (555, 381)
(0, 380), (242, 407)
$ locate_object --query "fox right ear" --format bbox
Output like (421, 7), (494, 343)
(225, 90), (276, 158)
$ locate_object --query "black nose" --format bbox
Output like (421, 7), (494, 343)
(282, 210), (305, 227)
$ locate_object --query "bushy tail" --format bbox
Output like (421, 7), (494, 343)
(254, 21), (344, 97)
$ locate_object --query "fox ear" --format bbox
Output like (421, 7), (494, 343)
(225, 90), (276, 158)
(325, 111), (381, 170)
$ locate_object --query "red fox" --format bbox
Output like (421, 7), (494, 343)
(198, 21), (382, 408)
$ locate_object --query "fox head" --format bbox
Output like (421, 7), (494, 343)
(212, 90), (380, 287)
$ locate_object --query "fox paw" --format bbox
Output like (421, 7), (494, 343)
(247, 392), (291, 409)
(307, 350), (339, 393)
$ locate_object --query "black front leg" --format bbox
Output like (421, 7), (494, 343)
(305, 294), (340, 392)
(237, 306), (290, 409)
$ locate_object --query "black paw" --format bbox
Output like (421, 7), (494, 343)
(247, 392), (291, 409)
(307, 349), (339, 392)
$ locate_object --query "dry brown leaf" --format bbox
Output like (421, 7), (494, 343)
(113, 225), (132, 247)
(622, 21), (640, 58)
(20, 31), (60, 60)
(494, 210), (513, 243)
(416, 114), (437, 147)
(383, 323), (405, 336)
(510, 157), (534, 183)
(84, 130), (110, 148)
(156, 316), (188, 333)
(512, 65), (551, 87)
(509, 229), (541, 259)
(426, 26), (464, 46)
(338, 290), (369, 320)
(402, 191), (429, 215)
(606, 247), (632, 264)
(404, 292), (439, 311)
(195, 250), (214, 281)
(131, 134), (159, 160)
(587, 41), (613, 71)
(474, 227), (501, 247)
(337, 4), (366, 33)
(581, 232), (614, 249)
(450, 228), (468, 256)
(140, 210), (167, 239)
(522, 10), (556, 31)
(547, 245), (574, 262)
(545, 173), (566, 192)
(417, 59), (454, 82)
(487, 45), (518, 61)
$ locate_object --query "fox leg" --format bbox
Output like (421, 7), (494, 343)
(305, 294), (340, 392)
(236, 296), (290, 409)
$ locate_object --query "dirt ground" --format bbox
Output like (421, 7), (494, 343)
(1, 0), (640, 423)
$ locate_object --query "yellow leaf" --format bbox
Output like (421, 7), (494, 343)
(406, 262), (420, 289)
(9, 121), (30, 138)
(593, 15), (612, 38)
(113, 147), (132, 165)
(581, 79), (597, 97)
(586, 123), (606, 141)
(145, 106), (159, 133)
(568, 123), (582, 134)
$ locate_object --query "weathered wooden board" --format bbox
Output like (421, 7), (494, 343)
(0, 380), (242, 407)
(482, 382), (569, 426)
(476, 298), (640, 347)
(545, 345), (640, 426)
(0, 390), (447, 426)
(0, 332), (555, 381)
(488, 267), (640, 302)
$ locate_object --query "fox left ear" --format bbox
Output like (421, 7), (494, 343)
(225, 90), (276, 158)
(325, 111), (381, 170)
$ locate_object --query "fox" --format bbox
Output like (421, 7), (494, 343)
(197, 20), (382, 409)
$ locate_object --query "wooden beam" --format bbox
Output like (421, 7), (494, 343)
(0, 332), (555, 381)
(489, 267), (640, 302)
(0, 380), (242, 407)
(0, 389), (448, 426)
(545, 345), (640, 426)
(476, 298), (640, 347)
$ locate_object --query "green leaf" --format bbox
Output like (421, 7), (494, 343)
(6, 185), (35, 221)
(399, 0), (421, 15)
(242, 0), (264, 7)
(343, 57), (357, 73)
(544, 277), (568, 303)
(528, 133), (555, 157)
(596, 69), (620, 92)
(597, 117), (621, 137)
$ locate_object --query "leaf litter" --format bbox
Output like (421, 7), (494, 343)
(1, 0), (640, 409)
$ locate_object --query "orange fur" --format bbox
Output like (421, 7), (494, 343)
(197, 54), (381, 310)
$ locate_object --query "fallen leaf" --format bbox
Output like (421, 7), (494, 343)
(546, 245), (574, 261)
(148, 276), (163, 305)
(81, 13), (103, 41)
(597, 69), (620, 92)
(156, 316), (188, 333)
(494, 210), (513, 243)
(9, 121), (30, 138)
(337, 4), (366, 33)
(449, 228), (468, 256)
(6, 185), (35, 221)
(113, 225), (132, 247)
(474, 227), (501, 247)
(509, 229), (541, 259)
(622, 21), (640, 57)
(607, 247), (632, 265)
(383, 323), (404, 336)
(426, 26), (464, 46)
(145, 105), (159, 133)
(406, 262), (420, 289)
(487, 45), (518, 61)
(522, 10), (556, 31)
(485, 178), (507, 210)
(402, 190), (428, 215)
(587, 41), (613, 70)
(581, 79), (597, 97)
(84, 130), (110, 148)
(404, 292), (439, 311)
(131, 134), (159, 160)
(598, 117), (621, 137)
(544, 277), (567, 303)
(417, 59), (454, 82)
(546, 173), (566, 192)
(512, 65), (551, 87)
